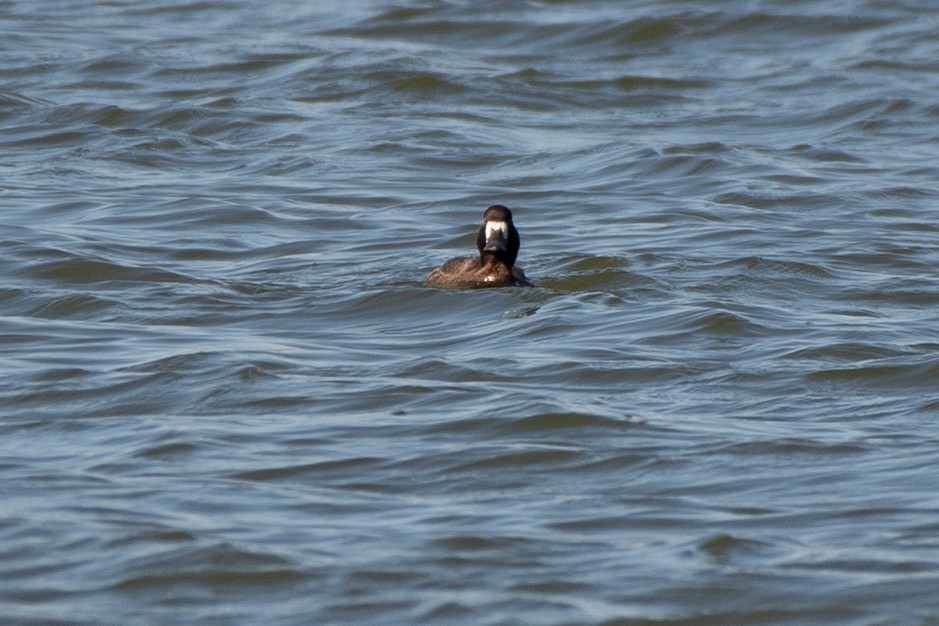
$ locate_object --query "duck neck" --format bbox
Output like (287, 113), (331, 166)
(480, 251), (510, 268)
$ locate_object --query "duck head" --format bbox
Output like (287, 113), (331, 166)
(476, 204), (520, 267)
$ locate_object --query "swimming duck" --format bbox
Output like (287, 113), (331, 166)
(427, 204), (531, 288)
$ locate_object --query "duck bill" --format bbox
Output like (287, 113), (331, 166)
(483, 223), (508, 253)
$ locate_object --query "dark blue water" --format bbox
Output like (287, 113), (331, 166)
(3, 1), (939, 624)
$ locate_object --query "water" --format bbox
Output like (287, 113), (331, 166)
(3, 1), (939, 624)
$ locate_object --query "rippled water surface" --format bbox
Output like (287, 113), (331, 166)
(4, 1), (939, 624)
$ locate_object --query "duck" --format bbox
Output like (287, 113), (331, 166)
(427, 204), (532, 288)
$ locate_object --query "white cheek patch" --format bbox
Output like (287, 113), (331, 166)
(485, 221), (508, 239)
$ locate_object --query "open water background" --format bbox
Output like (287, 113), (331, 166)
(3, 1), (939, 624)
